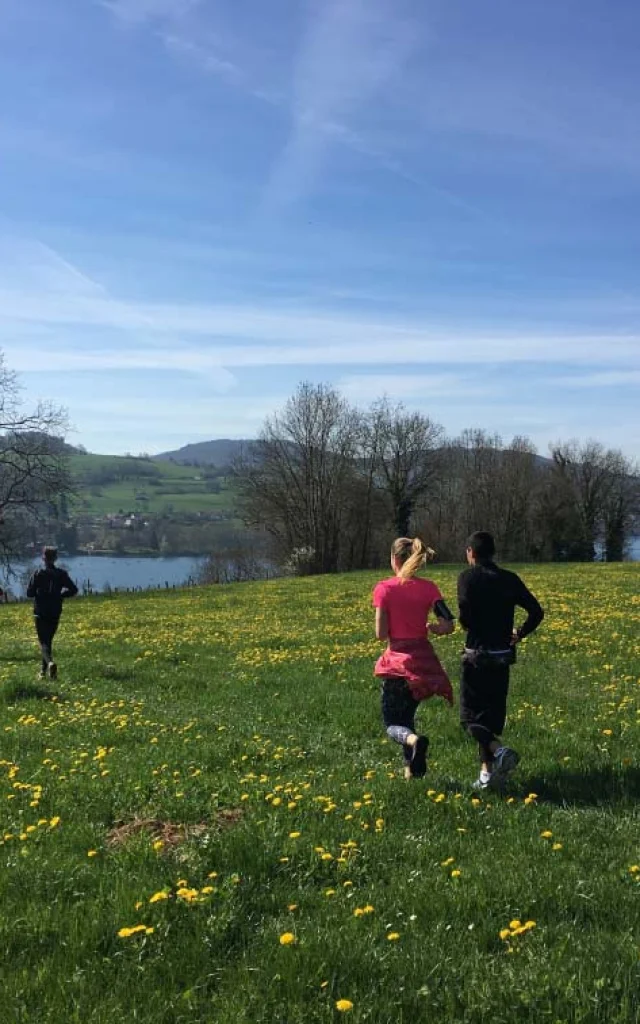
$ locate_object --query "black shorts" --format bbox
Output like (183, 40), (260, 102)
(460, 661), (510, 738)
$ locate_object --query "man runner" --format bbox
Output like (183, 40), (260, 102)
(27, 547), (78, 680)
(457, 531), (544, 790)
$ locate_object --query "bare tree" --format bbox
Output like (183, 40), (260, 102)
(601, 453), (639, 561)
(421, 431), (543, 561)
(0, 351), (72, 567)
(548, 440), (620, 561)
(373, 399), (444, 537)
(234, 383), (360, 573)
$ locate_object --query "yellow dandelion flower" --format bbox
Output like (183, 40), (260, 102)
(279, 932), (296, 945)
(509, 919), (522, 930)
(118, 924), (147, 938)
(499, 928), (511, 940)
(451, 869), (462, 878)
(289, 831), (301, 839)
(149, 891), (170, 903)
(540, 830), (553, 839)
(336, 999), (354, 1012)
(552, 843), (563, 851)
(387, 932), (400, 941)
(87, 850), (98, 858)
(176, 887), (199, 901)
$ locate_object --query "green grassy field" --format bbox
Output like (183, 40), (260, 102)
(70, 453), (236, 515)
(1, 564), (638, 1023)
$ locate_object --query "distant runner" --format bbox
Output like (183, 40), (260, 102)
(26, 547), (78, 680)
(373, 537), (455, 779)
(457, 531), (544, 790)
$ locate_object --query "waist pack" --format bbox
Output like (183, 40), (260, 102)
(463, 646), (516, 669)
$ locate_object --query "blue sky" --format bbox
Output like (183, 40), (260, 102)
(1, 0), (639, 457)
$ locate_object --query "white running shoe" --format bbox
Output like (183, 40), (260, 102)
(471, 769), (493, 791)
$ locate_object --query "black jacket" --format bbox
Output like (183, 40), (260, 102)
(457, 562), (543, 650)
(26, 566), (78, 619)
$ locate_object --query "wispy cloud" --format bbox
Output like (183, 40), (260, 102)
(160, 32), (244, 87)
(3, 293), (639, 370)
(8, 344), (236, 389)
(3, 239), (639, 384)
(0, 237), (237, 387)
(101, 0), (199, 25)
(263, 0), (418, 208)
(552, 370), (640, 388)
(338, 373), (494, 404)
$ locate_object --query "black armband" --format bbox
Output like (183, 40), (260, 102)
(434, 599), (455, 622)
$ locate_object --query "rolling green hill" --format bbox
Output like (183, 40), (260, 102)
(69, 453), (236, 516)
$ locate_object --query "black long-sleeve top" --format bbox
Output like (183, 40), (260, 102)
(26, 566), (78, 619)
(457, 561), (544, 650)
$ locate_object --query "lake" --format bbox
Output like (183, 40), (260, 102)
(4, 538), (638, 599)
(5, 555), (207, 598)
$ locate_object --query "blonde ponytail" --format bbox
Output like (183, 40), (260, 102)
(391, 536), (435, 581)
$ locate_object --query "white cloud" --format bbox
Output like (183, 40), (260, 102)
(552, 370), (640, 388)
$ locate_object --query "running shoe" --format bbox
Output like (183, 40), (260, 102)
(471, 769), (493, 791)
(492, 746), (520, 779)
(409, 735), (429, 778)
(48, 662), (58, 681)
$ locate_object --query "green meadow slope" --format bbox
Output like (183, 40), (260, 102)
(69, 452), (236, 515)
(0, 563), (638, 1023)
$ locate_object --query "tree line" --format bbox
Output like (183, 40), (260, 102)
(234, 382), (639, 573)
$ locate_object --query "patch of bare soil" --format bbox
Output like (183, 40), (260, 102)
(107, 808), (243, 848)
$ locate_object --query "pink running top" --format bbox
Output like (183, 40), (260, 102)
(372, 576), (453, 703)
(372, 576), (443, 639)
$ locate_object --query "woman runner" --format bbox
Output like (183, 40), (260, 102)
(373, 537), (455, 778)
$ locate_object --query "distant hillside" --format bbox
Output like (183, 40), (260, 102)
(154, 439), (254, 467)
(68, 452), (236, 516)
(154, 439), (554, 471)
